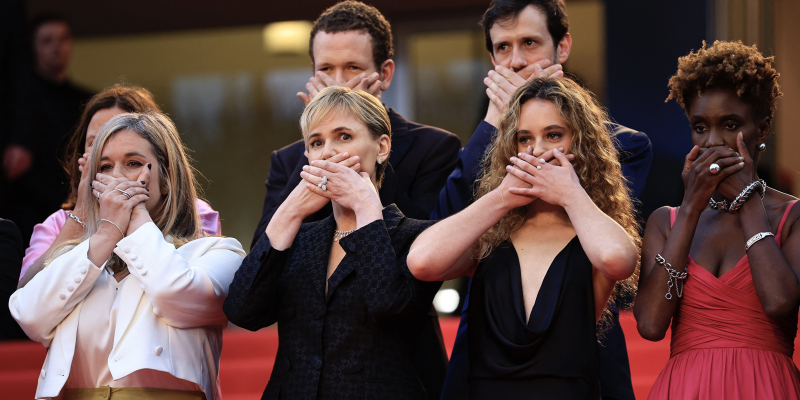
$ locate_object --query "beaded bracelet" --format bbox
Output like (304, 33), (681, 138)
(655, 254), (688, 300)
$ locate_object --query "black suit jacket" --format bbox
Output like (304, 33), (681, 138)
(251, 108), (461, 249)
(0, 218), (26, 340)
(225, 205), (443, 400)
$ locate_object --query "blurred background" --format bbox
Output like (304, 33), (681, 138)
(2, 0), (799, 314)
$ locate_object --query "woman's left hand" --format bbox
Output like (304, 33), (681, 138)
(506, 148), (583, 207)
(301, 159), (381, 214)
(716, 132), (758, 200)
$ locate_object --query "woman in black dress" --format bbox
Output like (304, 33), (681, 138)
(408, 77), (640, 399)
(223, 87), (442, 400)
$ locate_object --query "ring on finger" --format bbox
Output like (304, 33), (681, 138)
(114, 188), (132, 199)
(536, 165), (542, 170)
(321, 175), (328, 185)
(539, 158), (546, 164)
(317, 183), (327, 191)
(709, 163), (721, 175)
(96, 191), (101, 200)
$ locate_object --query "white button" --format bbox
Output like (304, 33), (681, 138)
(139, 283), (145, 290)
(66, 284), (75, 292)
(73, 276), (81, 283)
(133, 262), (143, 269)
(155, 346), (163, 356)
(129, 254), (138, 261)
(79, 267), (87, 274)
(58, 293), (66, 300)
(123, 246), (131, 253)
(140, 270), (147, 276)
(40, 369), (45, 379)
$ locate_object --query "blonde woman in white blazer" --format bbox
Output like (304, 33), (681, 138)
(9, 111), (245, 400)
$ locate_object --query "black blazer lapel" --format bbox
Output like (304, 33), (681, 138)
(387, 108), (416, 168)
(296, 216), (336, 300)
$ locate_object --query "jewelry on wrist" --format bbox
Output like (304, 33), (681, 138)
(708, 179), (766, 213)
(98, 219), (125, 239)
(67, 212), (87, 229)
(744, 231), (775, 252)
(655, 254), (688, 300)
(334, 228), (356, 242)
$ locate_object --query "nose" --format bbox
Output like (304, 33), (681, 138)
(705, 129), (725, 148)
(510, 47), (528, 72)
(322, 142), (338, 160)
(531, 139), (548, 158)
(332, 70), (347, 85)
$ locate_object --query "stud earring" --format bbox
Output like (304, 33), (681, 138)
(377, 157), (383, 165)
(758, 143), (766, 152)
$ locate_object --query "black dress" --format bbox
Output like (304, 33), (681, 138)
(468, 236), (601, 399)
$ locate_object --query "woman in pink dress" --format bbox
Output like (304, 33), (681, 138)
(634, 41), (800, 399)
(18, 85), (221, 288)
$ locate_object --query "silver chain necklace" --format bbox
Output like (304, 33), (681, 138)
(334, 228), (356, 242)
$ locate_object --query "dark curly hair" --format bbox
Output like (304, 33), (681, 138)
(666, 40), (782, 121)
(309, 1), (394, 69)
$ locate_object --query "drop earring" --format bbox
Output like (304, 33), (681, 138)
(758, 143), (766, 152)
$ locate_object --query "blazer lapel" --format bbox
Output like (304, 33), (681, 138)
(387, 108), (415, 168)
(325, 205), (405, 302)
(114, 276), (144, 347)
(297, 216), (335, 300)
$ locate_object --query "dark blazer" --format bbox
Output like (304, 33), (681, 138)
(251, 108), (461, 249)
(0, 218), (26, 340)
(249, 107), (460, 399)
(225, 205), (443, 400)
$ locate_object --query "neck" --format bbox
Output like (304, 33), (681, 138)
(522, 199), (571, 227)
(332, 201), (358, 232)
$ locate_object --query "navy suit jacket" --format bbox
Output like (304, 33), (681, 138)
(436, 120), (653, 400)
(249, 108), (461, 399)
(225, 205), (442, 400)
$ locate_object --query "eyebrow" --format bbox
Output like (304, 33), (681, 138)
(99, 151), (147, 161)
(690, 113), (745, 121)
(542, 124), (567, 131)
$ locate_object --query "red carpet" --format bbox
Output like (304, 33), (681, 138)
(1, 311), (797, 400)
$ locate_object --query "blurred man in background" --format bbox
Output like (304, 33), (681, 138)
(2, 13), (93, 244)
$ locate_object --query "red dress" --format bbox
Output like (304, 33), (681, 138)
(648, 202), (800, 400)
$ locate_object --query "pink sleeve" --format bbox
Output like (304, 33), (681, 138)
(195, 199), (222, 236)
(20, 209), (68, 280)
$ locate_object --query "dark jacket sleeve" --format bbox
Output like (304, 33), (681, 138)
(611, 125), (653, 201)
(394, 133), (461, 220)
(251, 150), (292, 250)
(431, 121), (497, 220)
(338, 219), (442, 322)
(224, 232), (291, 331)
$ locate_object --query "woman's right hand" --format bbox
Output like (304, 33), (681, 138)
(681, 145), (744, 212)
(93, 174), (150, 239)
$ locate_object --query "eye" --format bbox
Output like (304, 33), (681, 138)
(310, 139), (323, 148)
(693, 124), (708, 134)
(349, 66), (361, 71)
(724, 121), (740, 131)
(517, 135), (531, 144)
(340, 133), (352, 141)
(525, 39), (534, 46)
(497, 44), (508, 52)
(546, 132), (563, 141)
(99, 163), (112, 172)
(127, 160), (143, 168)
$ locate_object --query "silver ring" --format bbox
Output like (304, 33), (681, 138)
(96, 191), (101, 199)
(321, 176), (328, 185)
(539, 158), (546, 164)
(709, 163), (720, 175)
(114, 188), (132, 199)
(536, 165), (542, 170)
(320, 184), (327, 191)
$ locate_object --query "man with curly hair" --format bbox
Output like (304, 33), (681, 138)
(635, 40), (800, 400)
(250, 2), (461, 399)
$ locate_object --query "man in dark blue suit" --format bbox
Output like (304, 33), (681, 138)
(250, 2), (461, 398)
(435, 1), (652, 399)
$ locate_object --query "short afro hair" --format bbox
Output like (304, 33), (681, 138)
(309, 1), (394, 69)
(666, 40), (782, 121)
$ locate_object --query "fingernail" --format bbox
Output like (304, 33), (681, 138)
(140, 181), (146, 185)
(147, 163), (152, 169)
(558, 147), (564, 151)
(740, 162), (745, 165)
(739, 157), (744, 161)
(510, 157), (518, 162)
(553, 148), (560, 153)
(518, 153), (524, 157)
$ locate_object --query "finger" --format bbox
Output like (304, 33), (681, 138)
(310, 159), (347, 174)
(552, 148), (572, 167)
(309, 75), (327, 92)
(506, 165), (536, 185)
(305, 182), (332, 199)
(338, 156), (361, 169)
(488, 69), (518, 96)
(316, 71), (339, 88)
(345, 73), (366, 89)
(509, 156), (539, 175)
(306, 81), (320, 99)
(136, 164), (151, 188)
(541, 64), (563, 78)
(367, 79), (381, 96)
(122, 187), (150, 197)
(297, 92), (311, 106)
(486, 88), (504, 111)
(95, 173), (116, 186)
(737, 132), (753, 163)
(715, 161), (745, 180)
(497, 64), (530, 86)
(508, 187), (540, 197)
(516, 152), (545, 168)
(302, 164), (327, 178)
(92, 180), (109, 193)
(325, 152), (351, 164)
(128, 194), (150, 206)
(714, 155), (745, 169)
(300, 171), (324, 185)
(92, 188), (102, 200)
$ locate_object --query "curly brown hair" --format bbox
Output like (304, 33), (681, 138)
(666, 40), (782, 121)
(475, 77), (641, 333)
(309, 1), (394, 69)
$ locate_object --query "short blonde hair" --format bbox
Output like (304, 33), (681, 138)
(300, 86), (392, 187)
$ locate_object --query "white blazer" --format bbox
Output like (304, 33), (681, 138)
(9, 222), (245, 400)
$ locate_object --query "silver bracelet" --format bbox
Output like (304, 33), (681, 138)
(98, 219), (125, 238)
(655, 254), (688, 300)
(744, 231), (774, 252)
(67, 212), (86, 229)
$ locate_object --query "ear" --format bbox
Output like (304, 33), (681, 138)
(379, 59), (395, 91)
(490, 51), (498, 67)
(556, 33), (572, 64)
(757, 116), (772, 141)
(378, 134), (391, 161)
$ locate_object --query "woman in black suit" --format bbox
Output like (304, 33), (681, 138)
(224, 86), (442, 400)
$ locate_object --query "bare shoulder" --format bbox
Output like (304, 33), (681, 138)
(766, 189), (800, 238)
(645, 206), (673, 237)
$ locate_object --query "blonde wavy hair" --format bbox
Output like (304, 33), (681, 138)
(475, 77), (641, 331)
(44, 112), (202, 272)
